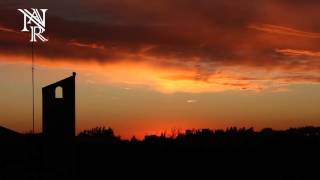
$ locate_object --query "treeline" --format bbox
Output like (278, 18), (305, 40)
(76, 126), (320, 145)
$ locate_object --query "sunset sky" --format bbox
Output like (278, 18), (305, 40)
(1, 0), (320, 139)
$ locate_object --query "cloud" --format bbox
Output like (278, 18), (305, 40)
(1, 0), (320, 93)
(276, 49), (320, 57)
(0, 26), (18, 33)
(249, 24), (320, 39)
(186, 99), (197, 103)
(68, 40), (105, 50)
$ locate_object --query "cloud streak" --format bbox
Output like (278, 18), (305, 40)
(0, 26), (18, 33)
(68, 40), (105, 50)
(276, 49), (320, 57)
(249, 24), (320, 39)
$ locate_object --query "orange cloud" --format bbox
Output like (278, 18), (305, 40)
(0, 26), (18, 34)
(276, 49), (320, 57)
(3, 52), (318, 94)
(68, 40), (105, 50)
(249, 24), (320, 38)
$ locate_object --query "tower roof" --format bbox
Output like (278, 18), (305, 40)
(43, 72), (76, 90)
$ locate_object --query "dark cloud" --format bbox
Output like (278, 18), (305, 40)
(1, 0), (320, 75)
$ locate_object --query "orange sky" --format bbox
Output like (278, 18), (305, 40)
(1, 0), (320, 139)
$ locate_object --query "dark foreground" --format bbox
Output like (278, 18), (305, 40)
(1, 127), (320, 179)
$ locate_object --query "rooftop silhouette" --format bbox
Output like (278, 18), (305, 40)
(0, 126), (21, 137)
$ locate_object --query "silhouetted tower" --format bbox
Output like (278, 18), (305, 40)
(42, 72), (76, 139)
(42, 72), (76, 178)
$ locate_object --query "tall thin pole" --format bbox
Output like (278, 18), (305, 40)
(32, 42), (35, 134)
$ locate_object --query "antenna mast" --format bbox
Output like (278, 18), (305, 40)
(32, 42), (35, 134)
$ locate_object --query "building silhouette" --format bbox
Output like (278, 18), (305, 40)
(42, 72), (76, 139)
(42, 72), (76, 178)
